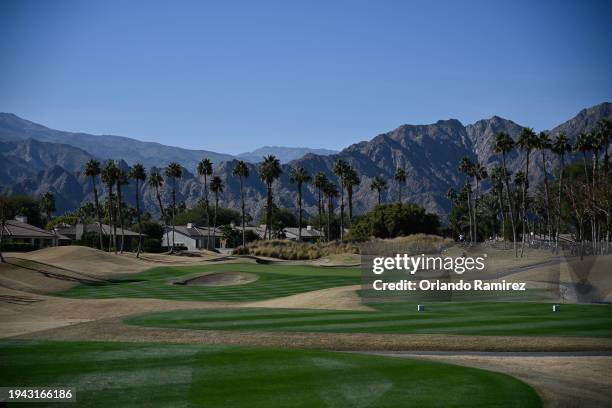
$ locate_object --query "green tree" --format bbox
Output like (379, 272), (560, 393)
(84, 159), (105, 250)
(517, 127), (539, 257)
(210, 175), (224, 248)
(115, 167), (128, 253)
(535, 132), (552, 242)
(165, 162), (182, 252)
(370, 176), (387, 205)
(494, 132), (518, 255)
(551, 133), (571, 249)
(0, 196), (16, 262)
(197, 158), (213, 249)
(345, 167), (360, 224)
(323, 181), (339, 241)
(312, 172), (328, 234)
(289, 166), (311, 241)
(232, 160), (250, 247)
(258, 155), (282, 240)
(101, 161), (118, 253)
(394, 167), (407, 204)
(458, 157), (475, 243)
(40, 191), (56, 226)
(333, 159), (350, 241)
(128, 163), (147, 257)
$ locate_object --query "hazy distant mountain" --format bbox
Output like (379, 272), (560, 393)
(237, 146), (338, 164)
(1, 103), (610, 219)
(0, 113), (234, 170)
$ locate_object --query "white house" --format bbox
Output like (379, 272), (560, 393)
(162, 223), (223, 250)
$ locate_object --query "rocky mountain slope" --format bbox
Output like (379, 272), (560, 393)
(1, 103), (610, 219)
(237, 146), (338, 164)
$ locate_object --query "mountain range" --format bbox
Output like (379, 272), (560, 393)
(0, 103), (610, 221)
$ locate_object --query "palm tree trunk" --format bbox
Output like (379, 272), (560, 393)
(240, 177), (245, 247)
(135, 179), (142, 257)
(266, 183), (273, 240)
(317, 188), (322, 236)
(466, 186), (473, 244)
(117, 184), (125, 253)
(555, 155), (564, 250)
(541, 150), (552, 244)
(521, 151), (530, 257)
(204, 174), (211, 250)
(348, 187), (353, 224)
(474, 177), (479, 243)
(213, 194), (218, 249)
(91, 176), (104, 250)
(327, 194), (332, 242)
(339, 182), (344, 241)
(171, 180), (176, 252)
(501, 154), (517, 255)
(297, 184), (302, 241)
(497, 189), (505, 242)
(107, 186), (114, 253)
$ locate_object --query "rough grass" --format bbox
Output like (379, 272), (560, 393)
(0, 340), (541, 407)
(234, 239), (360, 260)
(55, 263), (360, 302)
(125, 301), (612, 337)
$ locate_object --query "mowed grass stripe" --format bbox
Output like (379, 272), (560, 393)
(126, 302), (612, 337)
(55, 264), (360, 302)
(0, 341), (541, 407)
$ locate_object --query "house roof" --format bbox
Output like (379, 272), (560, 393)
(55, 223), (142, 237)
(284, 227), (324, 238)
(2, 220), (57, 239)
(165, 225), (223, 238)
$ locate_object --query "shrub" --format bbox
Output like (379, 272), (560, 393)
(234, 239), (359, 260)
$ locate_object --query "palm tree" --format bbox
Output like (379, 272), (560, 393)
(101, 161), (118, 253)
(458, 157), (475, 243)
(165, 162), (182, 252)
(128, 163), (146, 257)
(473, 162), (488, 242)
(313, 172), (328, 235)
(333, 159), (350, 241)
(490, 166), (506, 241)
(574, 132), (594, 185)
(115, 167), (128, 253)
(494, 132), (518, 254)
(84, 159), (105, 250)
(148, 169), (168, 250)
(289, 166), (311, 241)
(258, 155), (282, 240)
(394, 167), (407, 204)
(345, 167), (360, 223)
(370, 176), (387, 205)
(197, 158), (213, 249)
(323, 181), (339, 241)
(517, 127), (538, 257)
(551, 133), (571, 249)
(210, 176), (224, 249)
(535, 132), (553, 242)
(232, 160), (250, 247)
(40, 192), (55, 226)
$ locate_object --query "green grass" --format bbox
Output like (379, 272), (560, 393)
(125, 301), (612, 337)
(0, 340), (541, 407)
(56, 264), (360, 302)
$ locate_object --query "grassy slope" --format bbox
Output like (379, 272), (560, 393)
(56, 264), (360, 302)
(126, 302), (612, 337)
(0, 341), (541, 408)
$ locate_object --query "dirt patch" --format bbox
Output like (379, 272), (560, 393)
(367, 351), (612, 408)
(176, 272), (258, 287)
(244, 285), (371, 311)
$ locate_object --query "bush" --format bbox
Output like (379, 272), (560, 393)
(142, 238), (163, 253)
(234, 239), (359, 260)
(0, 241), (38, 252)
(347, 203), (439, 240)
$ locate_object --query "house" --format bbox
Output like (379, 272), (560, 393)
(283, 226), (324, 242)
(1, 216), (65, 248)
(162, 223), (224, 250)
(54, 222), (144, 250)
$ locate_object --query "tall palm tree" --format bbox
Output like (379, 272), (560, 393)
(517, 127), (539, 257)
(148, 169), (168, 250)
(574, 132), (594, 185)
(458, 157), (475, 243)
(128, 163), (146, 257)
(258, 155), (282, 240)
(210, 176), (224, 249)
(101, 161), (118, 253)
(345, 167), (360, 223)
(115, 167), (128, 253)
(84, 159), (105, 250)
(289, 166), (311, 241)
(494, 132), (518, 254)
(394, 167), (407, 204)
(370, 176), (387, 205)
(197, 158), (213, 249)
(323, 181), (339, 241)
(165, 162), (182, 252)
(40, 191), (55, 226)
(313, 172), (328, 235)
(232, 160), (250, 247)
(333, 159), (350, 241)
(535, 132), (553, 242)
(490, 166), (506, 241)
(551, 133), (571, 249)
(473, 162), (488, 242)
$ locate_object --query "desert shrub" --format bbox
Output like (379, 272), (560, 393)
(234, 239), (359, 260)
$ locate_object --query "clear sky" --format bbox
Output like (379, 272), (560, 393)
(1, 0), (611, 154)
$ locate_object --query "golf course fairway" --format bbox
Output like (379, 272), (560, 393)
(0, 340), (541, 407)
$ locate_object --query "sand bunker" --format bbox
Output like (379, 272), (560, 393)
(177, 272), (258, 287)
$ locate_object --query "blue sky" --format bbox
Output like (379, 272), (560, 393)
(1, 0), (611, 154)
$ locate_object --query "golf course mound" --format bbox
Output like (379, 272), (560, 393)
(177, 271), (258, 287)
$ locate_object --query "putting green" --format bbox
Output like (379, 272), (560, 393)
(55, 264), (360, 302)
(0, 340), (541, 407)
(125, 301), (612, 337)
